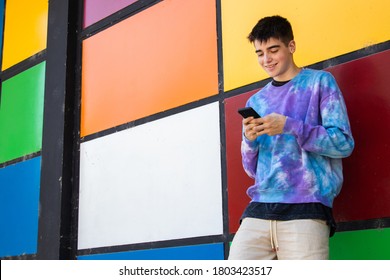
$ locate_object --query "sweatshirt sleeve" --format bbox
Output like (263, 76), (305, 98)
(283, 73), (354, 158)
(241, 134), (259, 179)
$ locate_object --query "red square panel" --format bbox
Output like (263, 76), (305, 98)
(329, 50), (390, 222)
(225, 90), (259, 233)
(224, 50), (390, 230)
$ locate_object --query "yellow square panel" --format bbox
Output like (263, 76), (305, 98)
(2, 0), (48, 70)
(221, 0), (390, 91)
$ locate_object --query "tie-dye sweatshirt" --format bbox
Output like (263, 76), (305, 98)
(242, 68), (354, 207)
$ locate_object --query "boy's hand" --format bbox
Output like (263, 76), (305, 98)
(243, 113), (287, 140)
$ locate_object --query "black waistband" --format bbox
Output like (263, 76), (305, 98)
(241, 202), (336, 237)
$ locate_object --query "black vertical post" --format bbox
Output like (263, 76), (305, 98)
(37, 0), (78, 259)
(215, 0), (231, 259)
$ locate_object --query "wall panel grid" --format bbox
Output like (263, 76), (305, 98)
(2, 0), (390, 260)
(0, 0), (48, 259)
(0, 0), (48, 165)
(75, 0), (390, 260)
(80, 0), (219, 137)
(75, 0), (227, 258)
(78, 103), (223, 249)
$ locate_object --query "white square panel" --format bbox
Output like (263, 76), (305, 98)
(78, 102), (223, 249)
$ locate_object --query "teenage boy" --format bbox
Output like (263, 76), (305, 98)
(228, 15), (354, 260)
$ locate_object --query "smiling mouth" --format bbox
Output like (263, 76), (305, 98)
(264, 63), (277, 69)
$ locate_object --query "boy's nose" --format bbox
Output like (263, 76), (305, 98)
(264, 53), (272, 62)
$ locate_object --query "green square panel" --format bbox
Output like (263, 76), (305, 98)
(0, 62), (46, 164)
(330, 227), (390, 260)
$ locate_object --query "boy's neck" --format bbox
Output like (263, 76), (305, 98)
(274, 64), (301, 82)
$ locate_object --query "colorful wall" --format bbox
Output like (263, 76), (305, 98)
(0, 0), (47, 258)
(0, 0), (389, 260)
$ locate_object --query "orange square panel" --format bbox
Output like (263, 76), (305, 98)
(81, 0), (218, 136)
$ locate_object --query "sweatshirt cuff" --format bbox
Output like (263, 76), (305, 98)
(242, 134), (259, 151)
(283, 117), (302, 137)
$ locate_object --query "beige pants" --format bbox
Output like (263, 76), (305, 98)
(228, 218), (330, 260)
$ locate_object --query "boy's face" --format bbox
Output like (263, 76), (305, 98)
(254, 37), (296, 81)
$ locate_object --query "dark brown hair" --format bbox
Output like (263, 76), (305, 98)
(248, 15), (294, 46)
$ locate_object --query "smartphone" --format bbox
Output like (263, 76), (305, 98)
(238, 107), (261, 119)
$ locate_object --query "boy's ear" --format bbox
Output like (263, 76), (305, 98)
(289, 40), (296, 53)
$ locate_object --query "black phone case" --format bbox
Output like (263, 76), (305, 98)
(238, 107), (261, 118)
